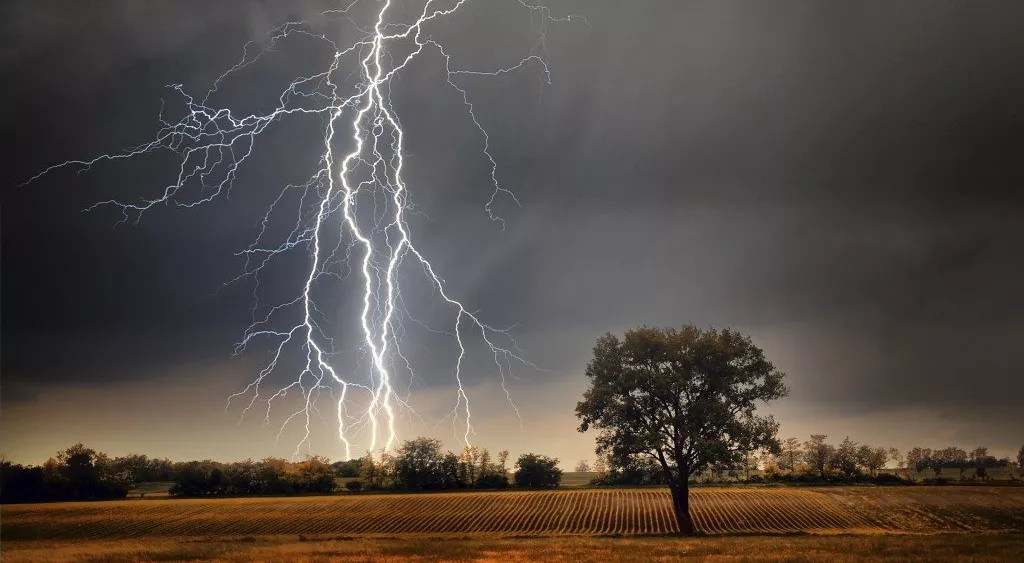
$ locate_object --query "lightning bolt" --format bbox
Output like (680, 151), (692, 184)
(24, 0), (582, 460)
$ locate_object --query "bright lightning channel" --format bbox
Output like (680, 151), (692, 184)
(24, 0), (582, 460)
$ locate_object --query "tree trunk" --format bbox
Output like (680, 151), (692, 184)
(669, 481), (695, 535)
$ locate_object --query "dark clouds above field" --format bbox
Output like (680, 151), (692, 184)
(3, 1), (1023, 463)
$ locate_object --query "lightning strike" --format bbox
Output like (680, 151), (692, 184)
(25, 0), (581, 460)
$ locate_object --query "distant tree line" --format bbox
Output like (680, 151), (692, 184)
(168, 456), (337, 496)
(585, 435), (1022, 486)
(1, 438), (563, 503)
(351, 438), (561, 491)
(903, 446), (1014, 482)
(0, 447), (340, 502)
(4, 437), (1018, 503)
(1, 444), (135, 503)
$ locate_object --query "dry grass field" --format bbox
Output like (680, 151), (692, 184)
(2, 534), (1023, 563)
(3, 487), (1022, 539)
(2, 487), (1022, 561)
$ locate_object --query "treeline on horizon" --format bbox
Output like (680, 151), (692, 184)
(590, 435), (1023, 487)
(2, 436), (1022, 504)
(0, 438), (561, 503)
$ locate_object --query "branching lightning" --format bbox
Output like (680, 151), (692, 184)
(25, 0), (581, 460)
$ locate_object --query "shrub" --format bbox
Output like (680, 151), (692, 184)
(873, 473), (908, 485)
(475, 473), (509, 489)
(333, 459), (362, 478)
(344, 480), (363, 492)
(588, 457), (665, 486)
(514, 454), (562, 488)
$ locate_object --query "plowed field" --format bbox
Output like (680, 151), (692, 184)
(3, 487), (1022, 541)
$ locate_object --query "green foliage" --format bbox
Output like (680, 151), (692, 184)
(458, 446), (481, 487)
(358, 451), (395, 490)
(902, 445), (1010, 481)
(857, 445), (890, 476)
(576, 326), (787, 480)
(332, 459), (362, 478)
(873, 472), (908, 484)
(57, 444), (100, 493)
(167, 455), (336, 496)
(575, 326), (787, 533)
(830, 437), (860, 478)
(344, 480), (363, 491)
(260, 457), (294, 494)
(226, 459), (262, 494)
(514, 453), (562, 488)
(352, 440), (509, 491)
(779, 437), (802, 472)
(294, 456), (336, 493)
(1, 462), (49, 503)
(440, 451), (461, 489)
(475, 472), (509, 489)
(0, 444), (129, 503)
(803, 435), (835, 478)
(169, 460), (221, 496)
(104, 454), (174, 483)
(394, 438), (446, 490)
(589, 456), (666, 486)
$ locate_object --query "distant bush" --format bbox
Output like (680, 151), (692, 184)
(332, 459), (362, 478)
(589, 457), (665, 486)
(873, 473), (908, 485)
(359, 439), (511, 491)
(167, 456), (336, 497)
(475, 473), (509, 489)
(344, 480), (363, 492)
(514, 454), (562, 488)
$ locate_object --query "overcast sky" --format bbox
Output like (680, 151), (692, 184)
(3, 0), (1023, 465)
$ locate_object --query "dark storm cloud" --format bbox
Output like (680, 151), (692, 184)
(1, 0), (337, 393)
(3, 0), (1023, 455)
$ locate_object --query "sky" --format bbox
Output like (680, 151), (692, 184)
(2, 0), (1023, 466)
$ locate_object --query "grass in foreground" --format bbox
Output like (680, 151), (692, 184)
(2, 533), (1022, 563)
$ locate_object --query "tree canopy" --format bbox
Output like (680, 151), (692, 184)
(576, 326), (787, 533)
(514, 454), (562, 488)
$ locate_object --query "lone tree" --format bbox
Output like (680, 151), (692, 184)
(576, 326), (787, 534)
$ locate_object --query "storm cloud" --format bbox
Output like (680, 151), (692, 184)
(3, 1), (1022, 463)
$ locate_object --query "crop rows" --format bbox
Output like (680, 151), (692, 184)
(3, 487), (1021, 541)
